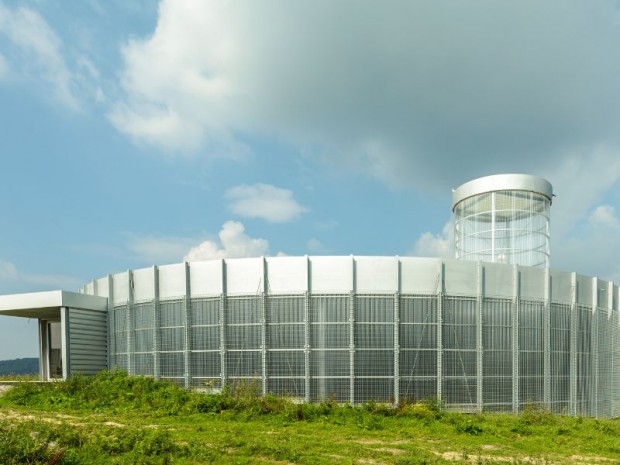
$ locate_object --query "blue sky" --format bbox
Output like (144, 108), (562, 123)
(1, 0), (620, 359)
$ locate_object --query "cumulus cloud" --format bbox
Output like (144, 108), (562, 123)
(0, 52), (7, 78)
(0, 259), (82, 293)
(184, 221), (269, 261)
(111, 0), (620, 191)
(411, 221), (454, 259)
(306, 238), (331, 254)
(226, 183), (308, 223)
(553, 205), (620, 282)
(0, 3), (80, 109)
(125, 234), (200, 264)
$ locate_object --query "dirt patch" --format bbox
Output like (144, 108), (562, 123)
(103, 421), (125, 428)
(433, 450), (615, 464)
(375, 447), (405, 455)
(569, 456), (616, 463)
(481, 444), (501, 451)
(354, 439), (386, 445)
(0, 385), (13, 396)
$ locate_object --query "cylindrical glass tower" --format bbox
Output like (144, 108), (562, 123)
(452, 174), (553, 268)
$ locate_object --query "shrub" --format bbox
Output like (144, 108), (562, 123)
(519, 403), (556, 426)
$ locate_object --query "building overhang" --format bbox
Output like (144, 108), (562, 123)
(0, 290), (108, 320)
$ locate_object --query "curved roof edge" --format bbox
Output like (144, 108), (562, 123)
(452, 174), (553, 209)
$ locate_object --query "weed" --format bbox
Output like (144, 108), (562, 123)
(456, 419), (484, 435)
(519, 403), (556, 426)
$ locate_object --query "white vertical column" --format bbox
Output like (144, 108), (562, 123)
(609, 281), (617, 418)
(261, 257), (268, 395)
(60, 307), (70, 379)
(349, 257), (356, 404)
(219, 259), (227, 390)
(184, 262), (191, 389)
(543, 268), (551, 409)
(476, 262), (484, 413)
(107, 274), (115, 369)
(394, 292), (400, 407)
(569, 272), (577, 416)
(304, 290), (311, 403)
(512, 265), (520, 413)
(393, 259), (401, 406)
(127, 270), (134, 375)
(592, 277), (599, 418)
(304, 256), (311, 403)
(436, 262), (444, 403)
(153, 266), (160, 380)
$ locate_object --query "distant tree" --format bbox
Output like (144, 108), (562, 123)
(0, 358), (39, 375)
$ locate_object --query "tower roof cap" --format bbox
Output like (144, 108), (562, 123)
(452, 174), (553, 210)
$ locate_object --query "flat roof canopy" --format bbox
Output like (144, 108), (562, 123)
(0, 290), (108, 320)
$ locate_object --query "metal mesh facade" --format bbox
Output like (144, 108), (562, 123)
(87, 257), (620, 418)
(454, 190), (551, 268)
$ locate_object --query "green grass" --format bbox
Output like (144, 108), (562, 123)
(0, 371), (618, 464)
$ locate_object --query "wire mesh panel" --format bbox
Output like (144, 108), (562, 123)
(482, 298), (513, 411)
(132, 302), (155, 376)
(189, 297), (221, 388)
(550, 303), (571, 413)
(99, 262), (620, 417)
(519, 300), (544, 406)
(159, 300), (185, 383)
(310, 295), (350, 402)
(354, 296), (394, 402)
(575, 305), (593, 416)
(399, 296), (437, 402)
(113, 305), (129, 371)
(267, 296), (305, 399)
(443, 297), (477, 407)
(597, 307), (612, 418)
(612, 309), (620, 418)
(226, 296), (262, 385)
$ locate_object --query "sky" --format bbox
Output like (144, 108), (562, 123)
(1, 0), (620, 359)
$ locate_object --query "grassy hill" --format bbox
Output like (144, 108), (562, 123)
(0, 357), (38, 376)
(0, 371), (618, 464)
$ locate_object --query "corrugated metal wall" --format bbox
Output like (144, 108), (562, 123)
(66, 308), (108, 376)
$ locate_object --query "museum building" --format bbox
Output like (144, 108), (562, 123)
(0, 174), (618, 418)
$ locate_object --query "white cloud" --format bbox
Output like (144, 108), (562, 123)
(125, 234), (200, 264)
(411, 222), (454, 259)
(553, 204), (620, 282)
(0, 259), (82, 293)
(306, 238), (330, 254)
(0, 52), (8, 78)
(0, 3), (80, 109)
(226, 183), (308, 223)
(589, 205), (620, 231)
(111, 0), (620, 192)
(540, 147), (620, 237)
(184, 221), (269, 261)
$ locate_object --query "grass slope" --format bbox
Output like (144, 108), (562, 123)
(0, 371), (618, 464)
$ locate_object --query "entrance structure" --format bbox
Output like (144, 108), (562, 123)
(0, 174), (618, 418)
(0, 291), (107, 379)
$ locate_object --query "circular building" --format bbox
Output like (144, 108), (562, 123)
(74, 255), (618, 418)
(0, 174), (618, 419)
(453, 174), (553, 268)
